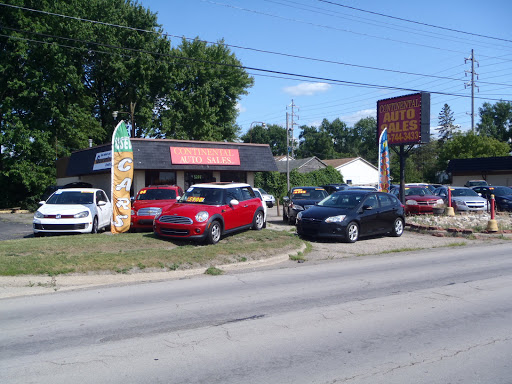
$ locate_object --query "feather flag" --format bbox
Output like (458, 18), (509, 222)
(378, 128), (391, 193)
(111, 121), (133, 234)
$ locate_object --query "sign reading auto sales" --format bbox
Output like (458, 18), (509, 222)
(377, 93), (430, 145)
(111, 121), (133, 234)
(170, 147), (240, 165)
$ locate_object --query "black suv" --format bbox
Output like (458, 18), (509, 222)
(282, 186), (328, 225)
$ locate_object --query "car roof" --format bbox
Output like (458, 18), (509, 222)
(142, 185), (180, 189)
(292, 186), (326, 190)
(189, 182), (251, 189)
(55, 188), (103, 193)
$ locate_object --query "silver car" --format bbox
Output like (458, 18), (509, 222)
(433, 186), (489, 212)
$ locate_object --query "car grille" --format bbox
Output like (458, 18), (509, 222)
(160, 228), (190, 236)
(299, 217), (323, 236)
(465, 201), (486, 209)
(137, 219), (154, 225)
(138, 207), (161, 216)
(42, 214), (75, 218)
(417, 200), (439, 206)
(34, 223), (88, 230)
(159, 215), (193, 224)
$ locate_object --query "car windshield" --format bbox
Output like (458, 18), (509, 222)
(490, 187), (512, 196)
(292, 188), (327, 200)
(46, 191), (94, 205)
(318, 192), (365, 209)
(180, 187), (224, 205)
(137, 189), (176, 201)
(259, 188), (268, 195)
(452, 188), (478, 197)
(405, 187), (431, 196)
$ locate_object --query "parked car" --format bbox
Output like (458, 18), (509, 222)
(33, 188), (112, 236)
(254, 187), (275, 208)
(391, 186), (444, 215)
(130, 185), (183, 232)
(296, 190), (405, 243)
(282, 187), (329, 225)
(252, 188), (268, 225)
(320, 183), (349, 194)
(153, 182), (265, 244)
(471, 185), (512, 211)
(464, 180), (488, 187)
(433, 186), (489, 212)
(345, 185), (378, 191)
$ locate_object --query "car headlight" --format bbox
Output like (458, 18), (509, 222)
(405, 199), (418, 205)
(291, 204), (304, 211)
(455, 200), (466, 206)
(325, 215), (346, 223)
(195, 211), (209, 223)
(34, 211), (44, 218)
(297, 211), (303, 221)
(436, 199), (444, 205)
(131, 209), (136, 215)
(74, 211), (89, 218)
(154, 212), (162, 221)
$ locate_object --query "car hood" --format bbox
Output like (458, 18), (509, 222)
(291, 199), (324, 207)
(300, 205), (353, 219)
(405, 194), (440, 201)
(160, 202), (224, 216)
(452, 195), (487, 202)
(37, 204), (93, 215)
(133, 199), (177, 210)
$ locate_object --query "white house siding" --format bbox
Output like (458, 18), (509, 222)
(338, 160), (378, 186)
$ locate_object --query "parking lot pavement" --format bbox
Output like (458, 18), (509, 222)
(0, 213), (34, 240)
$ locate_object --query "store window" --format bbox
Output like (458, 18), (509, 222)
(221, 171), (246, 183)
(145, 171), (177, 186)
(185, 171), (214, 190)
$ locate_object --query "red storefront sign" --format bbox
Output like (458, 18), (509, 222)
(170, 147), (240, 165)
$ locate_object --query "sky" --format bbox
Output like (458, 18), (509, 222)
(138, 0), (512, 141)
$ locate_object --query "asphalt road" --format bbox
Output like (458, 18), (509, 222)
(2, 242), (511, 383)
(0, 213), (33, 240)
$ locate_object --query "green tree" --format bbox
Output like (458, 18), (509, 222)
(436, 104), (458, 143)
(476, 101), (512, 142)
(153, 38), (253, 141)
(240, 124), (287, 156)
(352, 116), (378, 165)
(438, 132), (510, 168)
(296, 125), (337, 159)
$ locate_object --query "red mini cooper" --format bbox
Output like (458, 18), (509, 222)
(153, 182), (265, 244)
(130, 185), (183, 231)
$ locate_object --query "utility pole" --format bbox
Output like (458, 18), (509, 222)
(287, 99), (299, 157)
(286, 112), (290, 193)
(465, 49), (479, 133)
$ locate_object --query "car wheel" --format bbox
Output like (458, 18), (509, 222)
(345, 221), (359, 243)
(91, 217), (98, 234)
(390, 217), (404, 237)
(288, 214), (296, 225)
(206, 220), (222, 245)
(252, 211), (264, 230)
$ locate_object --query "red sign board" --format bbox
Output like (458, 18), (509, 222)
(377, 93), (430, 145)
(170, 147), (240, 165)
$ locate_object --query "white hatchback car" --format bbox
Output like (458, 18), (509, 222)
(254, 188), (275, 208)
(33, 188), (112, 236)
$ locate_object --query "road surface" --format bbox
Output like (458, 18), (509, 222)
(1, 242), (511, 383)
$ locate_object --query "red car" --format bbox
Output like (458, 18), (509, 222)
(395, 186), (444, 215)
(153, 182), (265, 244)
(130, 185), (183, 231)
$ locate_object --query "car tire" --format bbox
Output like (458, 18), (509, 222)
(91, 217), (98, 234)
(345, 221), (359, 243)
(390, 217), (404, 237)
(206, 220), (222, 245)
(288, 214), (296, 225)
(252, 211), (265, 230)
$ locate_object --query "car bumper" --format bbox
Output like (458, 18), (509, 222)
(33, 218), (93, 234)
(296, 219), (347, 240)
(131, 215), (157, 229)
(153, 221), (208, 241)
(405, 205), (434, 215)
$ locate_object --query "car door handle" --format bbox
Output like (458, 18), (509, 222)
(243, 204), (249, 208)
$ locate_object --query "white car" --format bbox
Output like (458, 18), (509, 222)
(252, 188), (268, 226)
(254, 188), (275, 208)
(33, 188), (112, 236)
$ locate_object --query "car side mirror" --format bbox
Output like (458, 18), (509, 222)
(97, 201), (107, 207)
(38, 201), (46, 206)
(229, 199), (239, 206)
(362, 204), (373, 211)
(282, 196), (290, 202)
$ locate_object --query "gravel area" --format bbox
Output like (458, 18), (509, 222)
(406, 211), (512, 232)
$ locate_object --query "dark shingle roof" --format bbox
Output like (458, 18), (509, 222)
(447, 156), (512, 172)
(66, 139), (277, 176)
(275, 156), (327, 173)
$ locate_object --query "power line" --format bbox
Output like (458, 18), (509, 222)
(318, 0), (512, 44)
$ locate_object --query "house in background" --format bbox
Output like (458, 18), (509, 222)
(275, 156), (327, 174)
(447, 156), (512, 186)
(322, 157), (378, 186)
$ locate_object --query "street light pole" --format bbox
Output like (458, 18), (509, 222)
(249, 121), (266, 143)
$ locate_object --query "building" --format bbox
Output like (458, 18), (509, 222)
(322, 157), (378, 186)
(447, 156), (512, 186)
(57, 138), (278, 197)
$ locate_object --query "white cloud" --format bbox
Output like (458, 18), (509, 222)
(340, 109), (376, 125)
(283, 82), (331, 96)
(236, 102), (246, 113)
